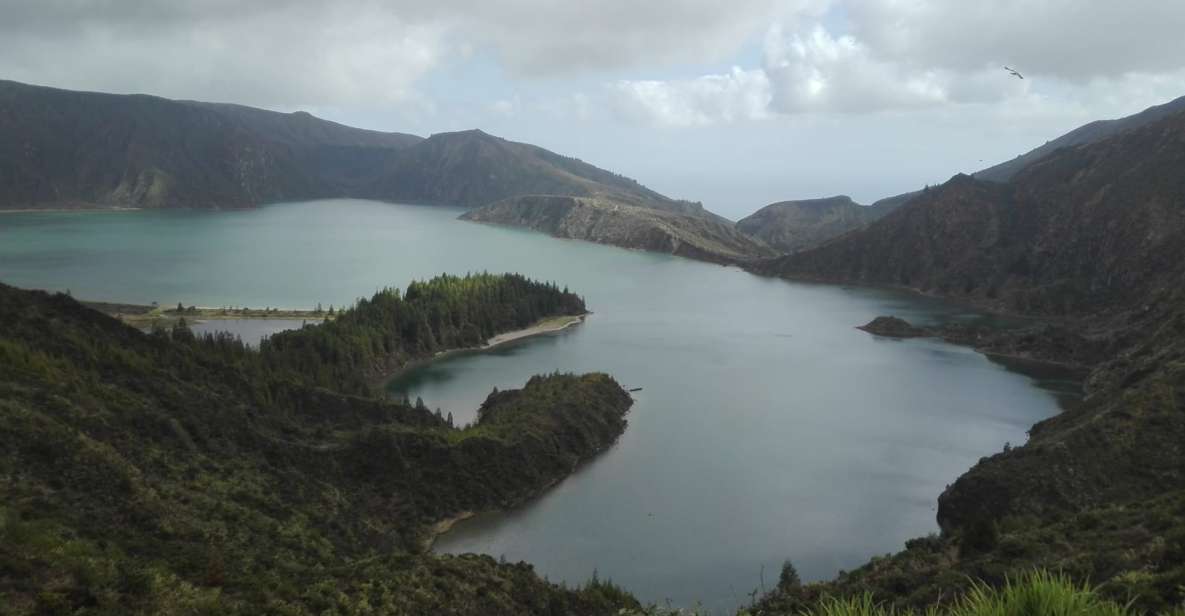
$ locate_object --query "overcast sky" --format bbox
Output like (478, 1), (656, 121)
(4, 0), (1185, 218)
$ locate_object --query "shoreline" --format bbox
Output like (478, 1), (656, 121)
(420, 429), (623, 553)
(419, 511), (476, 552)
(481, 314), (586, 350)
(744, 267), (1075, 326)
(0, 206), (143, 214)
(82, 300), (332, 326)
(378, 314), (588, 389)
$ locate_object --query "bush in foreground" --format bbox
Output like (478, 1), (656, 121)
(789, 571), (1182, 616)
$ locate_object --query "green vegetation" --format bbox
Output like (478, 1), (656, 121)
(783, 571), (1181, 616)
(261, 272), (586, 394)
(746, 313), (1185, 614)
(743, 108), (1185, 615)
(84, 301), (333, 330)
(0, 280), (633, 615)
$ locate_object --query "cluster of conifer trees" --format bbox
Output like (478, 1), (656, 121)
(252, 273), (586, 394)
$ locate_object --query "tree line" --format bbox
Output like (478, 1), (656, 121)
(171, 273), (586, 396)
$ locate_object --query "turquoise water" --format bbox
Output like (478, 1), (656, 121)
(0, 200), (1063, 612)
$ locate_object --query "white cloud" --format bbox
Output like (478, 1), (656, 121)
(845, 0), (1185, 82)
(763, 23), (946, 113)
(607, 0), (1185, 126)
(610, 68), (772, 127)
(490, 98), (519, 116)
(3, 0), (1184, 136)
(609, 21), (1025, 125)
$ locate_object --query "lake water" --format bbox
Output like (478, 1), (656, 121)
(188, 318), (312, 347)
(0, 200), (1065, 612)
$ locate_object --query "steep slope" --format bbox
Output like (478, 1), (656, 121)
(735, 196), (880, 253)
(753, 107), (1185, 316)
(757, 289), (1185, 615)
(976, 94), (1185, 182)
(750, 107), (1185, 614)
(0, 281), (639, 615)
(461, 194), (774, 264)
(362, 128), (705, 214)
(0, 80), (709, 219)
(741, 95), (1185, 255)
(0, 80), (421, 209)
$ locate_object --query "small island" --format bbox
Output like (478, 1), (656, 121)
(856, 315), (927, 337)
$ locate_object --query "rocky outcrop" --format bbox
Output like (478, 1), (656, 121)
(858, 314), (1107, 370)
(461, 194), (774, 264)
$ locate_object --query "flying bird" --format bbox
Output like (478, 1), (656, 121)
(1004, 66), (1024, 79)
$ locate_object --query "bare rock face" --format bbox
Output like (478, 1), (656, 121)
(461, 194), (775, 265)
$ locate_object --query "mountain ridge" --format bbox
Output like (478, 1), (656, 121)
(735, 195), (880, 253)
(0, 79), (692, 217)
(737, 94), (1185, 255)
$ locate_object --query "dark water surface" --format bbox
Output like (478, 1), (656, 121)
(0, 201), (1064, 612)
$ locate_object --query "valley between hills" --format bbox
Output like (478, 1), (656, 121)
(3, 77), (1185, 616)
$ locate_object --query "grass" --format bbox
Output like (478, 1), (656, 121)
(782, 571), (1185, 616)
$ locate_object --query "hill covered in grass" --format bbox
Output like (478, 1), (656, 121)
(0, 280), (638, 615)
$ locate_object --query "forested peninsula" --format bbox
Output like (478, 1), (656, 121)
(0, 275), (638, 614)
(257, 272), (587, 394)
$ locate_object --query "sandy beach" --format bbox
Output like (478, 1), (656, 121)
(482, 314), (586, 349)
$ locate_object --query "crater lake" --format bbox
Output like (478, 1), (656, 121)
(0, 200), (1068, 612)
